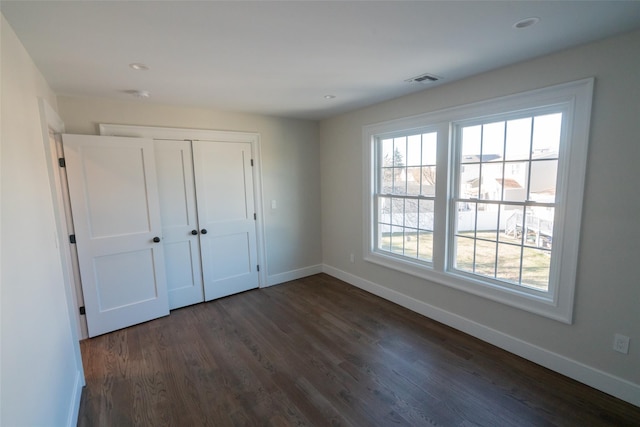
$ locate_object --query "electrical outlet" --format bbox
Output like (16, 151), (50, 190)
(349, 253), (355, 263)
(613, 334), (630, 354)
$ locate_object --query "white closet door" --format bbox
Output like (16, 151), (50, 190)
(154, 140), (204, 309)
(193, 140), (259, 300)
(62, 135), (169, 337)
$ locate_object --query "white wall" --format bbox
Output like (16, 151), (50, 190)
(319, 29), (640, 403)
(1, 15), (84, 426)
(56, 96), (323, 284)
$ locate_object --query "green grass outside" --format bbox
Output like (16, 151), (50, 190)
(380, 231), (550, 291)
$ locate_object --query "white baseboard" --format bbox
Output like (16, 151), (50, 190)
(264, 264), (323, 287)
(322, 264), (640, 408)
(66, 369), (84, 427)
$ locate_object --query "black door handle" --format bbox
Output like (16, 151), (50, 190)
(191, 230), (198, 235)
(153, 237), (161, 243)
(201, 229), (208, 234)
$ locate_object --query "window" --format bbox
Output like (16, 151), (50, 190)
(452, 110), (562, 292)
(376, 131), (437, 262)
(365, 79), (593, 323)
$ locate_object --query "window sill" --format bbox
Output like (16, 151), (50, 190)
(365, 250), (572, 324)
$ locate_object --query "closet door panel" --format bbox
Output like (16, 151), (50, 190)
(155, 140), (204, 309)
(193, 141), (259, 300)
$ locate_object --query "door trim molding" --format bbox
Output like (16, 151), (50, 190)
(99, 124), (268, 288)
(38, 99), (86, 419)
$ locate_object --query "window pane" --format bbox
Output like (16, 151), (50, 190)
(378, 222), (391, 251)
(474, 239), (497, 278)
(378, 196), (391, 225)
(505, 117), (532, 161)
(459, 164), (479, 199)
(419, 166), (436, 196)
(476, 203), (499, 242)
(406, 134), (422, 166)
(479, 163), (504, 201)
(390, 226), (405, 255)
(501, 206), (523, 243)
(454, 235), (475, 273)
(455, 202), (476, 235)
(394, 137), (407, 167)
(393, 166), (406, 194)
(529, 160), (557, 203)
(391, 198), (405, 226)
(524, 208), (553, 249)
(521, 247), (551, 291)
(525, 207), (554, 249)
(502, 162), (527, 202)
(496, 242), (521, 284)
(405, 199), (419, 228)
(381, 167), (394, 193)
(422, 132), (437, 165)
(532, 113), (562, 157)
(418, 230), (433, 262)
(405, 167), (421, 195)
(540, 207), (554, 250)
(404, 229), (418, 258)
(382, 138), (394, 166)
(482, 121), (505, 160)
(418, 199), (434, 230)
(461, 125), (481, 163)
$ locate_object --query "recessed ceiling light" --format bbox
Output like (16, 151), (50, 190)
(513, 17), (540, 29)
(129, 63), (149, 71)
(324, 95), (336, 99)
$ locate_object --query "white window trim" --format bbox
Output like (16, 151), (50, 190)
(363, 78), (594, 323)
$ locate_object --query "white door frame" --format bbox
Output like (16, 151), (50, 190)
(37, 98), (87, 375)
(99, 124), (268, 288)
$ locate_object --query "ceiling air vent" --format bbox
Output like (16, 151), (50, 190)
(405, 73), (440, 84)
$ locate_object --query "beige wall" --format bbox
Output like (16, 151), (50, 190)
(1, 14), (83, 425)
(57, 96), (322, 280)
(319, 29), (640, 393)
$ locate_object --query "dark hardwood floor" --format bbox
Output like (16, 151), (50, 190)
(78, 274), (640, 426)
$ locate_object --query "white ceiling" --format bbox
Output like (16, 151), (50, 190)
(3, 1), (640, 120)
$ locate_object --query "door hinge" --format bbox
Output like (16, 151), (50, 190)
(79, 306), (86, 315)
(254, 213), (257, 220)
(257, 265), (260, 272)
(58, 158), (66, 167)
(251, 159), (254, 167)
(69, 234), (76, 244)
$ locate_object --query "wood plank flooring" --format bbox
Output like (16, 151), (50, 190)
(78, 274), (640, 426)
